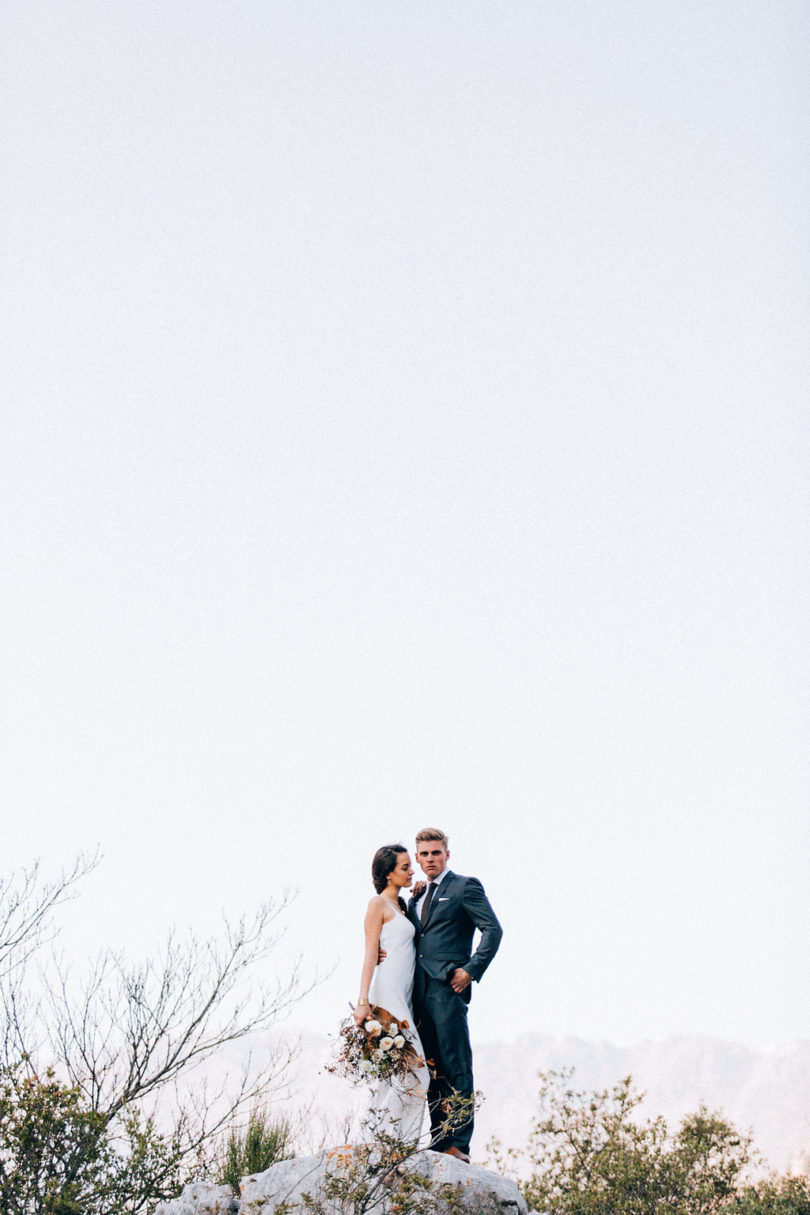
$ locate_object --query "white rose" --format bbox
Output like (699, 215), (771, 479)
(365, 1020), (382, 1036)
(359, 1059), (374, 1074)
(372, 1049), (384, 1062)
(393, 1035), (405, 1048)
(379, 1036), (394, 1051)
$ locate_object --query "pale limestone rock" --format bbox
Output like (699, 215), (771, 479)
(153, 1180), (239, 1215)
(400, 1150), (528, 1215)
(239, 1147), (527, 1215)
(152, 1147), (527, 1215)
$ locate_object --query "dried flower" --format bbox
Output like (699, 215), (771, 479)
(326, 1005), (424, 1087)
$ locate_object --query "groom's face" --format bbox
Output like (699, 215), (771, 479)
(416, 840), (449, 880)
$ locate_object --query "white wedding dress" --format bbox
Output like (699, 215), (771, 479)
(364, 907), (429, 1143)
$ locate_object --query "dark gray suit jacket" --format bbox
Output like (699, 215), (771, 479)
(409, 870), (502, 988)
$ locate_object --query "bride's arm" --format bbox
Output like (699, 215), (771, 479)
(355, 897), (385, 1025)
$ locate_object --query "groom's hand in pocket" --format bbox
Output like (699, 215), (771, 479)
(450, 968), (472, 994)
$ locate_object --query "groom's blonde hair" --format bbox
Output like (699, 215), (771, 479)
(415, 827), (449, 848)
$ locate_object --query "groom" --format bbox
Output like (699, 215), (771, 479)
(408, 827), (502, 1162)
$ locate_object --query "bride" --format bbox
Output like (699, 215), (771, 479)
(354, 844), (429, 1142)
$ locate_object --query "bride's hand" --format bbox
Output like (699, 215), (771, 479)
(354, 1005), (370, 1026)
(412, 881), (426, 900)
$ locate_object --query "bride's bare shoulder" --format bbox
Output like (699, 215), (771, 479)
(366, 894), (396, 919)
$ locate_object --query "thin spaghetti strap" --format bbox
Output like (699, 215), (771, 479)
(378, 894), (404, 921)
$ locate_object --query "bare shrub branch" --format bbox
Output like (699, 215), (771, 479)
(38, 893), (310, 1117)
(1, 857), (318, 1194)
(0, 853), (98, 979)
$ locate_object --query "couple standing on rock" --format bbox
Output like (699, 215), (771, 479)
(354, 827), (502, 1162)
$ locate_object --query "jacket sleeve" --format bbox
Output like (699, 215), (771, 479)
(460, 877), (503, 982)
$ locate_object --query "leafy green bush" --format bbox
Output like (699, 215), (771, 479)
(729, 1175), (810, 1215)
(0, 1064), (182, 1214)
(0, 1065), (107, 1215)
(489, 1069), (754, 1215)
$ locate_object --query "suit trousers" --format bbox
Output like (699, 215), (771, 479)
(415, 975), (474, 1153)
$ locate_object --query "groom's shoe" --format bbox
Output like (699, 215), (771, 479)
(444, 1146), (470, 1163)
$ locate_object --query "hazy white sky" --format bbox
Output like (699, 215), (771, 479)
(2, 1), (808, 1051)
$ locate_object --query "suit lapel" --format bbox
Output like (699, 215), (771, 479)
(423, 870), (455, 928)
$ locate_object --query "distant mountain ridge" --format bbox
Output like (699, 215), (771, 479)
(289, 1032), (810, 1174)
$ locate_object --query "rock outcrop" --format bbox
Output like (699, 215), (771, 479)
(154, 1180), (239, 1214)
(155, 1147), (527, 1215)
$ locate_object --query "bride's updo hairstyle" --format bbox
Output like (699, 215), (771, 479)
(372, 845), (406, 893)
(372, 845), (409, 913)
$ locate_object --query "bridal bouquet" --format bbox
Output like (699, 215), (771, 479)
(327, 1005), (423, 1086)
